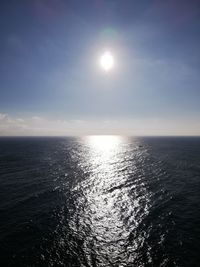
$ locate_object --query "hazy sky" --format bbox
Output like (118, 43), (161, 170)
(1, 0), (200, 135)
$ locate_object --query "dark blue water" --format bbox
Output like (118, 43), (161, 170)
(0, 136), (200, 267)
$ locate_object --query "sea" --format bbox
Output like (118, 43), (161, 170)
(0, 136), (200, 267)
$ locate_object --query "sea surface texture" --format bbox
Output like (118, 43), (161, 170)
(0, 136), (200, 267)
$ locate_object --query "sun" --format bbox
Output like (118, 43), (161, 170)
(100, 51), (114, 72)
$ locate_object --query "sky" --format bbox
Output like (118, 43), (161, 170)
(0, 0), (200, 136)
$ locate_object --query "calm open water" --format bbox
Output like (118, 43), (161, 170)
(0, 136), (200, 267)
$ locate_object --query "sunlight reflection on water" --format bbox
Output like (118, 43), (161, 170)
(70, 136), (152, 266)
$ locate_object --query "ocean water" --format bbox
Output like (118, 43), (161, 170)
(0, 136), (200, 267)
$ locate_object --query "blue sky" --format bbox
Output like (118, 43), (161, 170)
(0, 0), (200, 135)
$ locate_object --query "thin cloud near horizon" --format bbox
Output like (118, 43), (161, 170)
(0, 113), (199, 136)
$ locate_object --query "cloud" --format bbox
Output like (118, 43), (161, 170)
(0, 113), (200, 136)
(0, 113), (8, 120)
(32, 116), (43, 121)
(16, 118), (25, 123)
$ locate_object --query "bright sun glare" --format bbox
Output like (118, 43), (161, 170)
(87, 135), (121, 151)
(100, 51), (114, 72)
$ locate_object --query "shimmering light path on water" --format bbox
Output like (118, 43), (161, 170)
(0, 136), (200, 267)
(71, 136), (152, 266)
